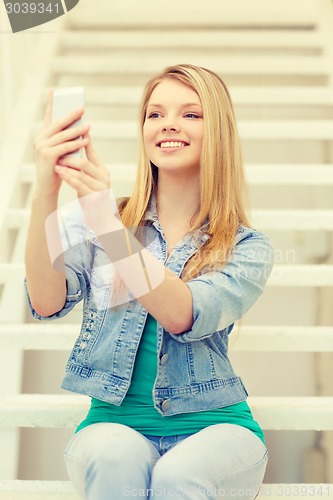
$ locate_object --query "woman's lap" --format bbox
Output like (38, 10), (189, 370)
(64, 422), (268, 499)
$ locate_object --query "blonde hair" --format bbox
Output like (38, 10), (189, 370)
(110, 63), (252, 308)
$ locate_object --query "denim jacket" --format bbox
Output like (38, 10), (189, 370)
(25, 192), (274, 416)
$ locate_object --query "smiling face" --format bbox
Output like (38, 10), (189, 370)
(143, 78), (204, 176)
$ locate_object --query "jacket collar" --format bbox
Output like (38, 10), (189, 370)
(143, 190), (159, 223)
(143, 190), (211, 245)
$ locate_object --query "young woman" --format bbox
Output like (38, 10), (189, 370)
(25, 64), (274, 499)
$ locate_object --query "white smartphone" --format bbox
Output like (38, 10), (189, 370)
(51, 86), (85, 158)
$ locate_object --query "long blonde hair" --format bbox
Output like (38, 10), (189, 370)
(111, 64), (252, 307)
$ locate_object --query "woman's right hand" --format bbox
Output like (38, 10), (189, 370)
(33, 90), (90, 196)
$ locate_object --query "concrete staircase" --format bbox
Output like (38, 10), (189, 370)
(1, 0), (333, 496)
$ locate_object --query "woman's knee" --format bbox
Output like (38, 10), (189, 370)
(94, 424), (152, 463)
(150, 452), (194, 494)
(65, 423), (154, 464)
(151, 453), (268, 499)
(64, 423), (159, 495)
(150, 426), (269, 499)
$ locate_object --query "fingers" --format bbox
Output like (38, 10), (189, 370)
(36, 137), (89, 166)
(36, 106), (86, 153)
(46, 122), (90, 149)
(57, 155), (110, 185)
(83, 132), (104, 168)
(54, 134), (110, 195)
(54, 137), (90, 159)
(54, 164), (109, 197)
(54, 165), (92, 197)
(44, 90), (84, 137)
(34, 123), (90, 161)
(48, 106), (85, 137)
(43, 89), (53, 128)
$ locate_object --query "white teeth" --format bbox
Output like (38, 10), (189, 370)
(159, 141), (187, 148)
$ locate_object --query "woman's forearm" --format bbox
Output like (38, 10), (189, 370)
(120, 249), (193, 335)
(25, 189), (66, 317)
(97, 226), (193, 335)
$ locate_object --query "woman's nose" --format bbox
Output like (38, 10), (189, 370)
(162, 122), (180, 132)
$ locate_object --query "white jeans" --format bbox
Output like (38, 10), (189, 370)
(64, 423), (268, 499)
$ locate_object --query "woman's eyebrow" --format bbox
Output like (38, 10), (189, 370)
(147, 102), (203, 109)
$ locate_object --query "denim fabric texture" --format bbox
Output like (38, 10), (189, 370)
(64, 422), (269, 499)
(25, 191), (274, 417)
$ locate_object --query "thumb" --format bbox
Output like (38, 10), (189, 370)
(83, 132), (103, 167)
(43, 89), (54, 127)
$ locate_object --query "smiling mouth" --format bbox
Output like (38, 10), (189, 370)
(158, 141), (189, 148)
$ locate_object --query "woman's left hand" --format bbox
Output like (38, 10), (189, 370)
(54, 132), (110, 197)
(54, 132), (122, 235)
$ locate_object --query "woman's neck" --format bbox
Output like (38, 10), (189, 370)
(156, 173), (200, 226)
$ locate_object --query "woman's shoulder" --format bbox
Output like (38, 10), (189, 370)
(234, 224), (273, 250)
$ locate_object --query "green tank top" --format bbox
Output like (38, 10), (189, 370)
(76, 313), (265, 444)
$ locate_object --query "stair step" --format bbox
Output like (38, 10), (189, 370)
(0, 324), (80, 350)
(0, 480), (77, 500)
(1, 395), (332, 430)
(52, 55), (328, 77)
(0, 264), (25, 284)
(66, 0), (317, 30)
(81, 86), (333, 106)
(61, 30), (323, 51)
(0, 481), (331, 499)
(21, 163), (333, 186)
(245, 165), (333, 184)
(267, 265), (333, 287)
(1, 324), (333, 352)
(7, 208), (333, 231)
(252, 210), (333, 230)
(231, 326), (333, 352)
(229, 87), (333, 106)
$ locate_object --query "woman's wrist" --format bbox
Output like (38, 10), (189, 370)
(32, 185), (60, 205)
(79, 188), (123, 235)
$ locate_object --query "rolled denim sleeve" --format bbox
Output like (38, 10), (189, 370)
(25, 207), (94, 321)
(169, 227), (274, 343)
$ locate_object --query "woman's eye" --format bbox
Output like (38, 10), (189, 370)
(185, 113), (200, 119)
(148, 113), (160, 118)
